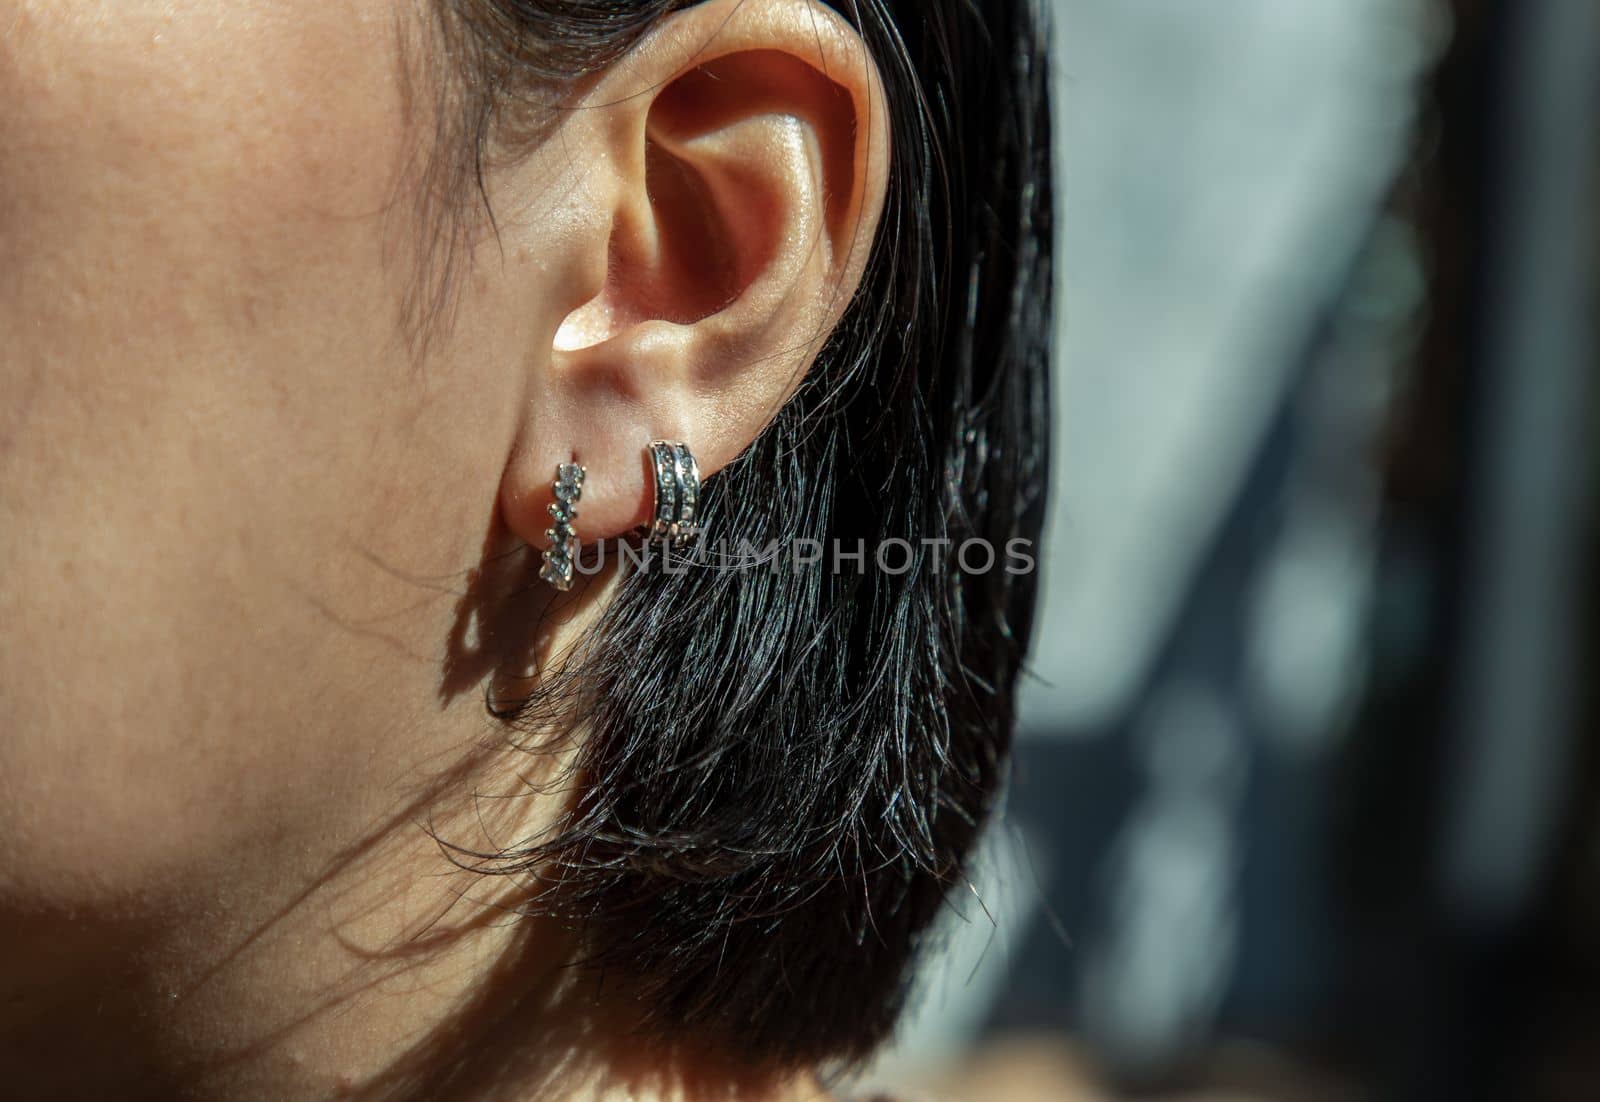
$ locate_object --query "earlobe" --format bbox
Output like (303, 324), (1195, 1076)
(497, 0), (890, 559)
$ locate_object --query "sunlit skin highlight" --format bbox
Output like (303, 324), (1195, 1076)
(0, 1), (887, 1098)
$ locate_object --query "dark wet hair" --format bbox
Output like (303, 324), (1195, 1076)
(432, 0), (1053, 1071)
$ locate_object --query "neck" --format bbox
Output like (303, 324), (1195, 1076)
(0, 755), (809, 1102)
(0, 548), (814, 1101)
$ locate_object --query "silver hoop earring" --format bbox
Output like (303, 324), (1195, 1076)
(540, 461), (585, 591)
(648, 440), (702, 547)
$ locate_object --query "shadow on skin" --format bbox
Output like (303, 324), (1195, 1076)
(181, 516), (776, 1100)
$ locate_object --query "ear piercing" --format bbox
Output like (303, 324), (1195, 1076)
(538, 443), (701, 591)
(540, 461), (585, 591)
(648, 441), (702, 547)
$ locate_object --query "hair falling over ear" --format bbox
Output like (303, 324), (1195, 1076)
(432, 0), (1053, 1071)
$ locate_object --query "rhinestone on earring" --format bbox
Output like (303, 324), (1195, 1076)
(647, 441), (702, 547)
(540, 461), (585, 591)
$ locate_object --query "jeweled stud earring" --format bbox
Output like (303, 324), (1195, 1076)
(647, 440), (702, 547)
(540, 461), (585, 591)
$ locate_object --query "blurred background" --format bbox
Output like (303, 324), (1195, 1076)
(864, 1), (1598, 1099)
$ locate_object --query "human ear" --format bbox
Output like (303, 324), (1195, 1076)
(494, 0), (891, 551)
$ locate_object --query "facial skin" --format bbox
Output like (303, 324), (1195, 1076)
(0, 1), (887, 1098)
